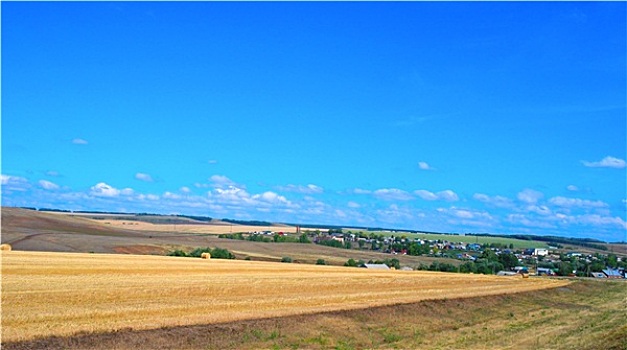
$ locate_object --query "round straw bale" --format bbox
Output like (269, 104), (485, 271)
(0, 244), (12, 251)
(201, 252), (211, 259)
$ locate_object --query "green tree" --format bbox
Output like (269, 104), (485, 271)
(607, 254), (618, 268)
(498, 253), (519, 270)
(316, 259), (326, 265)
(557, 261), (573, 276)
(167, 249), (188, 257)
(344, 258), (358, 267)
(481, 249), (498, 262)
(459, 262), (477, 273)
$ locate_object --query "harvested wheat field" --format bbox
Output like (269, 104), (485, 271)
(1, 250), (569, 344)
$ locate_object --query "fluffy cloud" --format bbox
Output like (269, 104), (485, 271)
(209, 186), (251, 202)
(180, 186), (191, 193)
(352, 188), (372, 195)
(39, 180), (60, 190)
(576, 214), (627, 229)
(473, 193), (514, 208)
(72, 138), (88, 145)
(138, 194), (160, 201)
(566, 185), (579, 192)
(135, 173), (154, 182)
(209, 175), (241, 189)
(90, 183), (133, 197)
(374, 188), (414, 201)
(415, 189), (459, 201)
(507, 213), (555, 229)
(548, 196), (608, 209)
(252, 191), (291, 205)
(1, 175), (30, 192)
(517, 189), (544, 204)
(418, 161), (434, 170)
(526, 205), (552, 216)
(1, 174), (13, 185)
(438, 190), (459, 201)
(277, 184), (324, 194)
(415, 190), (438, 201)
(582, 156), (626, 169)
(347, 201), (361, 208)
(376, 204), (415, 222)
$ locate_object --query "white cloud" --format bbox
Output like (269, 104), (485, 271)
(352, 188), (372, 195)
(180, 186), (191, 193)
(566, 185), (579, 192)
(46, 171), (60, 177)
(210, 186), (250, 201)
(548, 196), (609, 209)
(1, 174), (12, 185)
(418, 161), (434, 170)
(375, 204), (415, 222)
(209, 175), (240, 189)
(208, 160), (218, 164)
(526, 205), (552, 216)
(138, 194), (160, 201)
(277, 184), (324, 194)
(252, 191), (290, 205)
(517, 189), (544, 204)
(576, 215), (627, 229)
(415, 189), (459, 201)
(163, 192), (181, 199)
(436, 206), (495, 227)
(347, 201), (361, 208)
(135, 173), (153, 182)
(507, 213), (555, 229)
(473, 193), (514, 208)
(556, 213), (627, 229)
(39, 180), (60, 190)
(1, 175), (30, 191)
(454, 209), (474, 219)
(582, 156), (626, 169)
(415, 190), (438, 201)
(374, 188), (414, 201)
(438, 190), (459, 201)
(72, 138), (88, 145)
(90, 183), (133, 197)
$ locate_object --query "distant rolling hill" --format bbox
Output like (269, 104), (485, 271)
(0, 207), (457, 267)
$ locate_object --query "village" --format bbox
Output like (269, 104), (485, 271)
(240, 228), (627, 279)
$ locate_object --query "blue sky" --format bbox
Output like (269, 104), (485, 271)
(2, 2), (626, 241)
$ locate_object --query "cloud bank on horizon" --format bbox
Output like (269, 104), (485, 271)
(2, 2), (626, 242)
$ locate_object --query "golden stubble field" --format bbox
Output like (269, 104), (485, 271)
(1, 250), (570, 343)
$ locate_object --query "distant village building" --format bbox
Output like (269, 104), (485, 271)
(364, 264), (390, 270)
(602, 268), (623, 278)
(533, 248), (549, 256)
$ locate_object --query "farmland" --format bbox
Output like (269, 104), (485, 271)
(0, 208), (461, 267)
(1, 250), (570, 345)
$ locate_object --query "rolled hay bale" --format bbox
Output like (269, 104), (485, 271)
(201, 252), (211, 259)
(0, 244), (12, 251)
